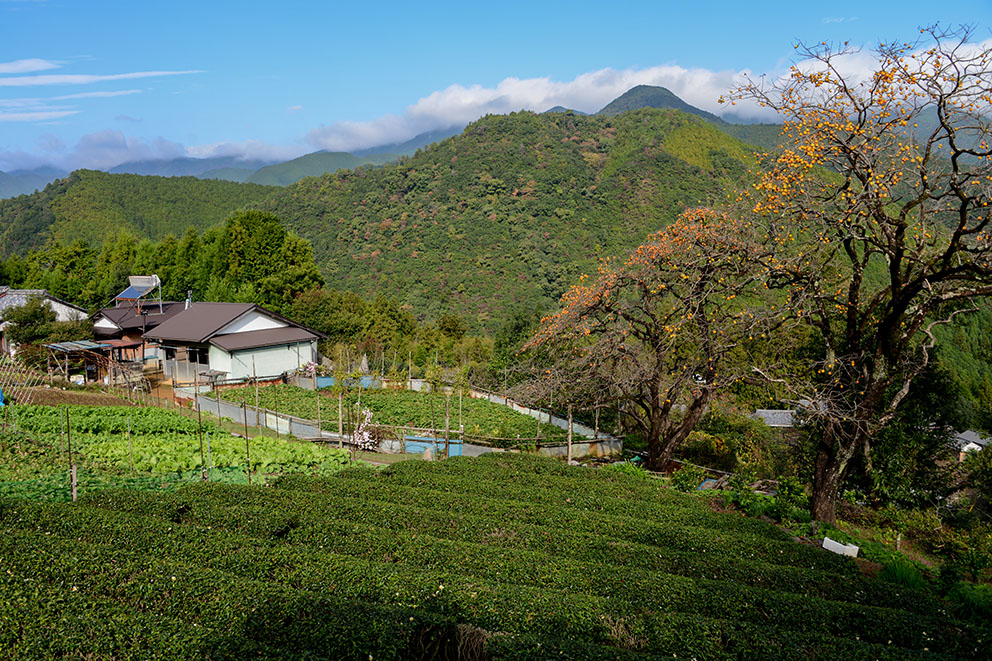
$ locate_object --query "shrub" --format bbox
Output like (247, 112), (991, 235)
(670, 464), (707, 492)
(948, 582), (992, 621)
(879, 558), (928, 591)
(601, 461), (647, 480)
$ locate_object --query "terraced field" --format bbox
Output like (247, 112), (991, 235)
(0, 453), (983, 658)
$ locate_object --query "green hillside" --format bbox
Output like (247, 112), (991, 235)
(2, 452), (980, 659)
(262, 108), (756, 326)
(0, 170), (278, 256)
(247, 151), (394, 186)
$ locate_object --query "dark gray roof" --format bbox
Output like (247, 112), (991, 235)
(143, 303), (255, 343)
(954, 430), (991, 450)
(95, 301), (184, 334)
(0, 288), (87, 316)
(752, 409), (796, 427)
(209, 327), (318, 352)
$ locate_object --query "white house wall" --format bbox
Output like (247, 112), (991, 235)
(49, 300), (87, 322)
(216, 310), (286, 335)
(225, 341), (314, 380)
(208, 345), (233, 376)
(93, 316), (119, 331)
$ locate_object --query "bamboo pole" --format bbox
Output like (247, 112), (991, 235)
(338, 390), (343, 448)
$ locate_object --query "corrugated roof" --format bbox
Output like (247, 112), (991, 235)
(143, 303), (256, 343)
(209, 327), (318, 352)
(45, 340), (109, 352)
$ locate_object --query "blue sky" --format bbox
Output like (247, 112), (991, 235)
(1, 0), (989, 171)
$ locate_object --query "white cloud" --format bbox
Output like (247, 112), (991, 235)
(287, 105), (302, 112)
(0, 70), (202, 86)
(60, 130), (187, 169)
(52, 89), (142, 100)
(305, 64), (776, 152)
(0, 109), (77, 121)
(0, 58), (59, 74)
(186, 139), (305, 163)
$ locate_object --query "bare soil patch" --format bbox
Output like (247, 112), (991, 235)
(21, 388), (134, 407)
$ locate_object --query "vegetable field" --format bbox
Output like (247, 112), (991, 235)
(0, 453), (984, 659)
(0, 405), (348, 501)
(216, 384), (573, 444)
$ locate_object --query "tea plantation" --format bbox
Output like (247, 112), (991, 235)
(0, 453), (984, 659)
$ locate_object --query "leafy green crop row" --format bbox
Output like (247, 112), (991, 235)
(215, 384), (571, 444)
(0, 406), (349, 501)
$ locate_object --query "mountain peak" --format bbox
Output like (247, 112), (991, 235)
(598, 85), (725, 124)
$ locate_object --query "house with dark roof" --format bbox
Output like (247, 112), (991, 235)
(0, 287), (88, 355)
(954, 429), (991, 461)
(142, 302), (324, 384)
(92, 301), (185, 365)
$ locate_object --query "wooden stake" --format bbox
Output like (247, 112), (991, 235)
(71, 464), (77, 503)
(338, 390), (344, 448)
(253, 355), (259, 411)
(444, 394), (450, 459)
(315, 375), (322, 440)
(567, 405), (573, 464)
(127, 414), (133, 473)
(243, 402), (252, 486)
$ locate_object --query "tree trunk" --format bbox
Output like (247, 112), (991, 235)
(809, 422), (856, 524)
(646, 391), (714, 472)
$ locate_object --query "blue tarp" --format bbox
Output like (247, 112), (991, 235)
(403, 435), (463, 457)
(0, 385), (4, 406)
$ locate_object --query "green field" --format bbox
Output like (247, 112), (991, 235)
(215, 384), (572, 445)
(0, 453), (984, 659)
(0, 405), (349, 501)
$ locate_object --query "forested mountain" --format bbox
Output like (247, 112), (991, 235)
(247, 151), (395, 186)
(261, 108), (755, 326)
(0, 170), (277, 256)
(598, 84), (727, 123)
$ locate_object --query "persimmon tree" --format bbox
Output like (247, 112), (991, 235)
(725, 26), (992, 521)
(522, 208), (782, 471)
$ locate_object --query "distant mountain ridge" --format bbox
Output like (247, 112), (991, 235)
(0, 85), (786, 199)
(109, 156), (276, 178)
(0, 166), (69, 198)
